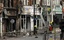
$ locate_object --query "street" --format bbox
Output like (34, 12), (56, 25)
(0, 35), (43, 40)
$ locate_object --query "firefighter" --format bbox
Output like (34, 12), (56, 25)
(34, 25), (38, 38)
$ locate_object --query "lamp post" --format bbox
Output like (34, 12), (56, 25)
(33, 0), (36, 34)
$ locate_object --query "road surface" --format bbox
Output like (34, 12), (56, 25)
(0, 35), (44, 40)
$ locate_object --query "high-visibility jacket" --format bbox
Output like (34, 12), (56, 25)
(50, 21), (53, 25)
(34, 25), (37, 28)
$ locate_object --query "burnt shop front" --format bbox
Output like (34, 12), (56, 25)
(2, 16), (17, 36)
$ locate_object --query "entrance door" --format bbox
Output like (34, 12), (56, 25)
(21, 15), (31, 32)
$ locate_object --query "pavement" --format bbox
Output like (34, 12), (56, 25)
(0, 35), (43, 40)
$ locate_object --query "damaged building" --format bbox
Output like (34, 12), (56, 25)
(0, 0), (44, 37)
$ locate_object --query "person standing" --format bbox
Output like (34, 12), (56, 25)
(34, 25), (38, 38)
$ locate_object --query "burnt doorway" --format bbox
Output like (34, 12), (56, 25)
(6, 16), (16, 32)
